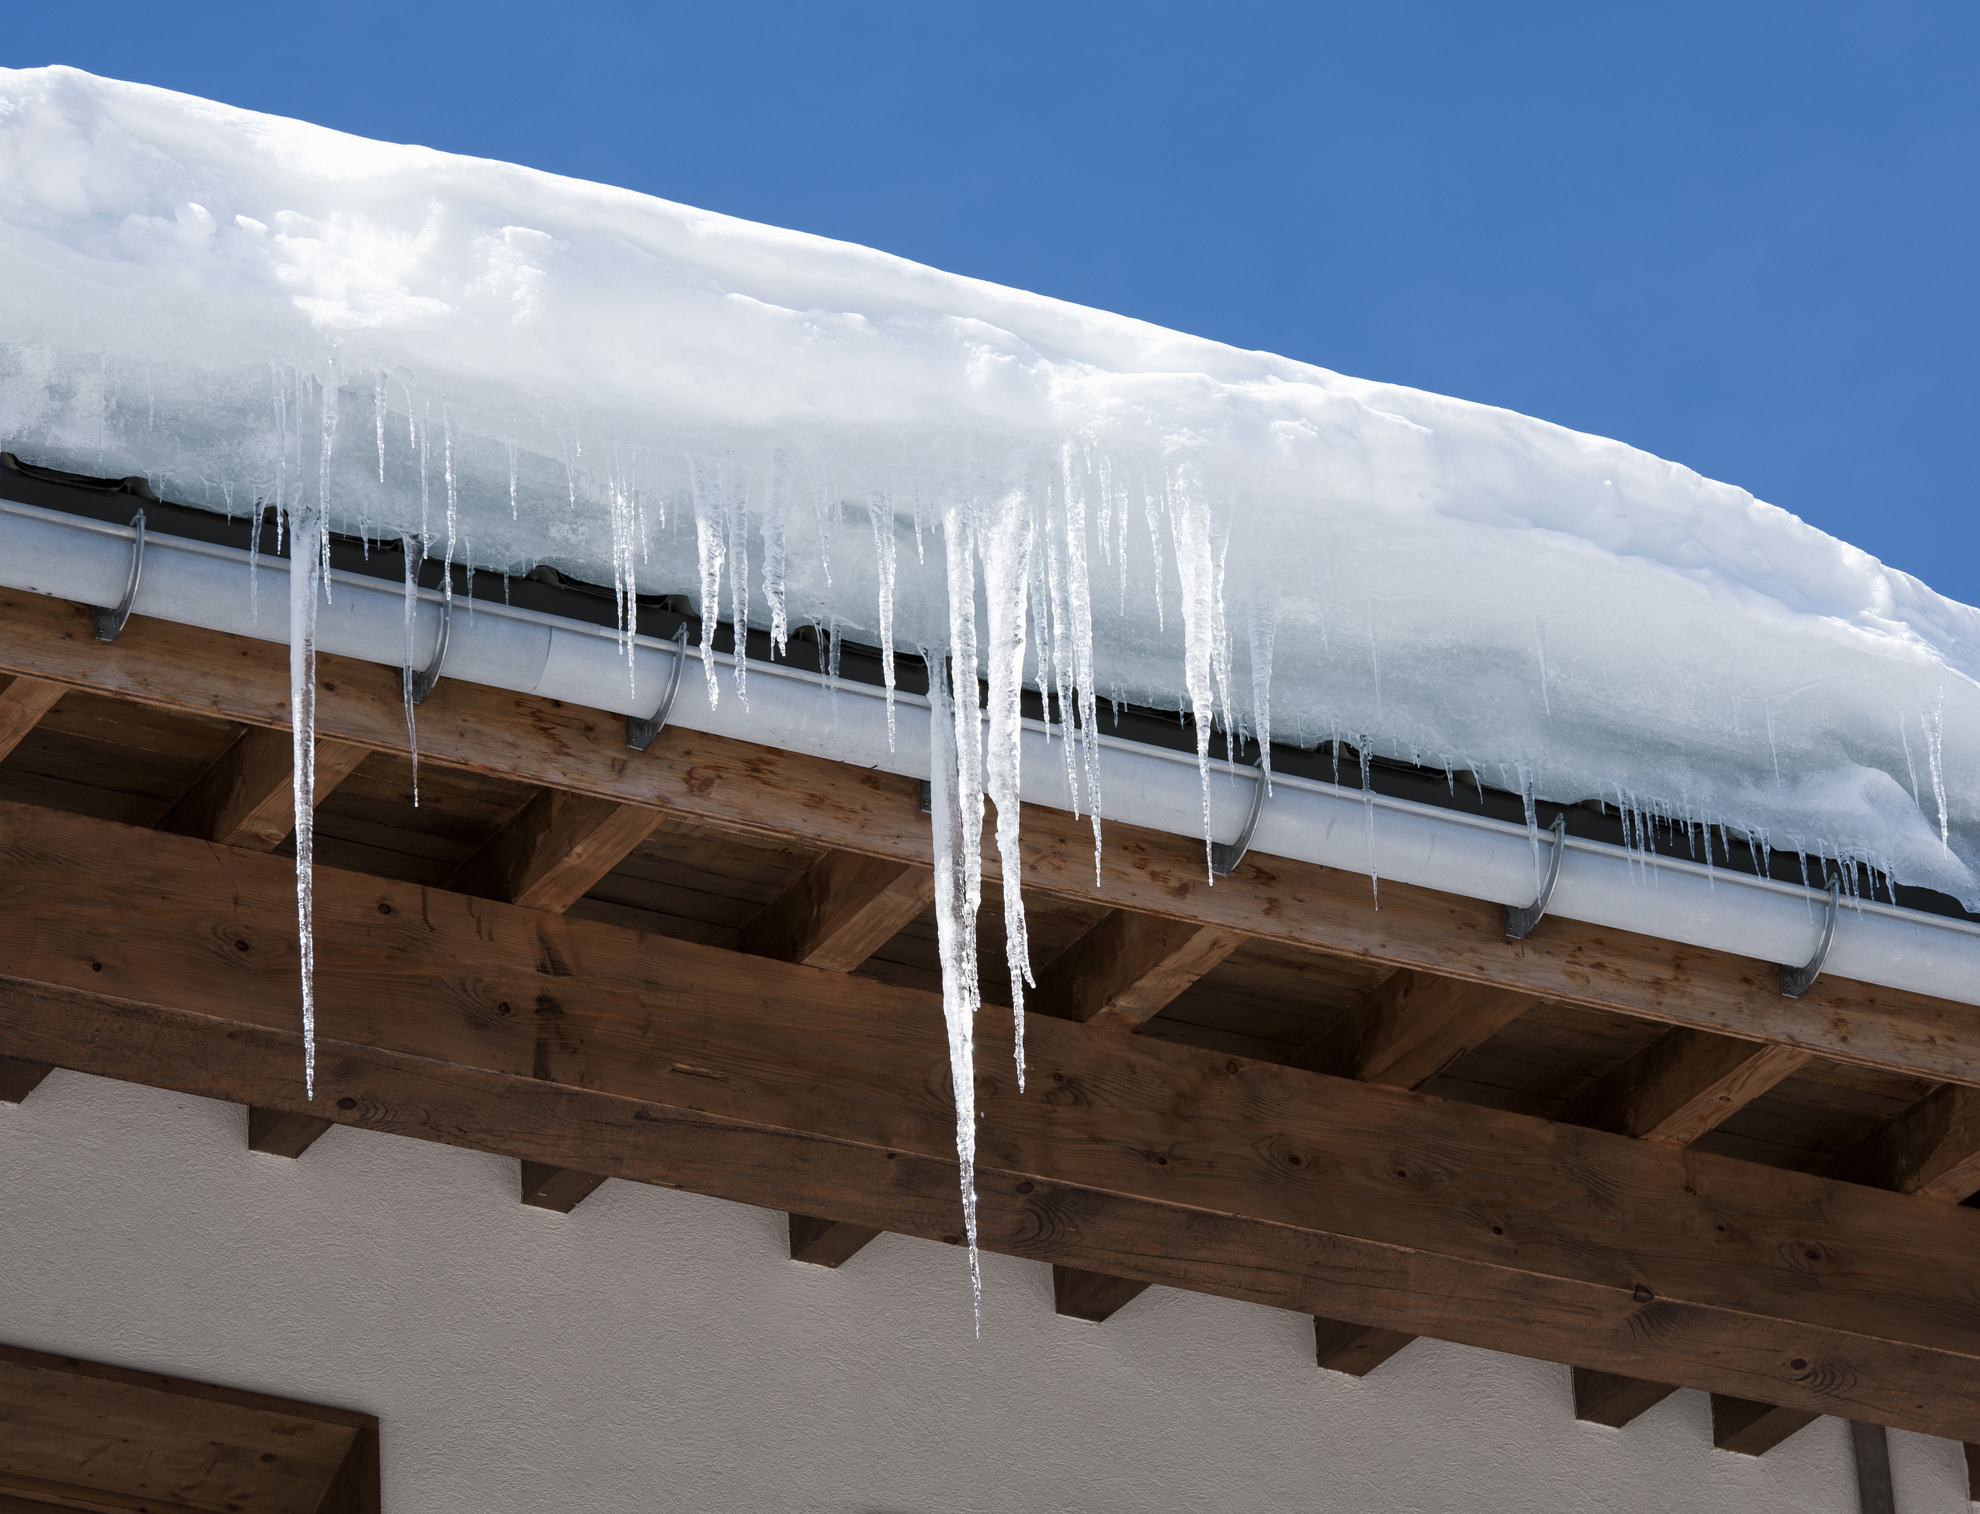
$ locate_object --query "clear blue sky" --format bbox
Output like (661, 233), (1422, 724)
(8, 3), (1978, 601)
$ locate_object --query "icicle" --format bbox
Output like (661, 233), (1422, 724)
(726, 465), (751, 708)
(401, 534), (422, 807)
(1922, 694), (1949, 852)
(866, 486), (897, 743)
(1518, 762), (1542, 897)
(688, 457), (726, 709)
(1358, 737), (1379, 906)
(1057, 445), (1103, 880)
(290, 368), (338, 1100)
(762, 449), (793, 657)
(374, 370), (387, 484)
(442, 403), (458, 615)
(979, 488), (1035, 1076)
(925, 647), (983, 1333)
(1142, 482), (1165, 633)
(506, 417), (519, 520)
(1245, 583), (1279, 789)
(1165, 462), (1221, 865)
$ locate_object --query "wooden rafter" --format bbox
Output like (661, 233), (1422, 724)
(1828, 1082), (1980, 1201)
(0, 594), (1960, 1094)
(739, 849), (934, 973)
(1562, 1026), (1813, 1146)
(159, 725), (370, 851)
(1032, 910), (1245, 1031)
(4, 802), (1980, 1439)
(0, 674), (66, 763)
(449, 788), (661, 914)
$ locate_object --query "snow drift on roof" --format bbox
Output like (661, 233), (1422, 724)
(2, 64), (1977, 907)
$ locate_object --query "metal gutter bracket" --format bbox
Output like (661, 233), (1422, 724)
(92, 510), (146, 643)
(408, 591), (453, 706)
(1209, 759), (1268, 878)
(1504, 814), (1568, 940)
(1780, 878), (1842, 999)
(626, 625), (689, 753)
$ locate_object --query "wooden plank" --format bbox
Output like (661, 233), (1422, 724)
(1850, 1421), (1895, 1514)
(158, 726), (368, 850)
(519, 1162), (608, 1214)
(1, 594), (1975, 1094)
(788, 1213), (882, 1268)
(1572, 1367), (1680, 1428)
(1828, 1082), (1980, 1201)
(448, 789), (660, 914)
(5, 806), (1980, 1437)
(1032, 910), (1246, 1030)
(739, 850), (934, 973)
(0, 675), (67, 763)
(1286, 970), (1536, 1090)
(1563, 1027), (1814, 1145)
(0, 1055), (51, 1104)
(1312, 1317), (1416, 1377)
(1710, 1394), (1819, 1456)
(247, 1107), (332, 1160)
(1052, 1266), (1150, 1323)
(1965, 1442), (1980, 1502)
(0, 1342), (376, 1514)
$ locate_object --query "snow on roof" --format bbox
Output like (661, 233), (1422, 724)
(2, 63), (1976, 906)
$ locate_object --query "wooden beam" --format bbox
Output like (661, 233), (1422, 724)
(1851, 1421), (1895, 1514)
(3, 592), (1976, 1094)
(0, 674), (65, 763)
(1965, 1442), (1980, 1502)
(1052, 1266), (1150, 1323)
(5, 805), (1980, 1438)
(1711, 1394), (1819, 1456)
(448, 788), (659, 913)
(520, 1161), (608, 1214)
(1572, 1367), (1680, 1428)
(1828, 1082), (1980, 1202)
(159, 726), (368, 850)
(1563, 1027), (1812, 1146)
(0, 1055), (51, 1105)
(1286, 969), (1536, 1090)
(739, 849), (934, 973)
(247, 1106), (332, 1159)
(1032, 911), (1245, 1030)
(789, 1213), (883, 1268)
(1313, 1316), (1415, 1377)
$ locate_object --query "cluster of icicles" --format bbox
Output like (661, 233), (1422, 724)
(251, 365), (1933, 1331)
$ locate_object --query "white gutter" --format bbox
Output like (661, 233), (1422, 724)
(6, 497), (1978, 1008)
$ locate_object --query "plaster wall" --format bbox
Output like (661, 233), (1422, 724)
(1, 1069), (1970, 1513)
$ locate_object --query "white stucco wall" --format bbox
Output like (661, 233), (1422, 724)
(1, 1069), (1970, 1513)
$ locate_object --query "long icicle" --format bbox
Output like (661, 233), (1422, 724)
(291, 365), (337, 1098)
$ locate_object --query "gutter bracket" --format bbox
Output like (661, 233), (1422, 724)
(92, 510), (146, 643)
(1209, 759), (1268, 878)
(408, 591), (453, 706)
(1780, 878), (1842, 999)
(1504, 814), (1568, 940)
(626, 625), (689, 753)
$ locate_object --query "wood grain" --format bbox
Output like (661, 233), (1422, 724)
(739, 850), (934, 973)
(448, 789), (660, 914)
(1563, 1027), (1814, 1146)
(2, 593), (1976, 1091)
(5, 804), (1980, 1437)
(1033, 911), (1245, 1031)
(1827, 1082), (1980, 1202)
(0, 675), (67, 763)
(1285, 970), (1537, 1090)
(158, 726), (368, 851)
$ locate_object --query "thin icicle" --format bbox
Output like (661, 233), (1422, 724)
(866, 486), (897, 743)
(506, 417), (519, 519)
(1358, 737), (1379, 906)
(1245, 583), (1280, 788)
(762, 450), (794, 657)
(979, 487), (1035, 1076)
(1922, 694), (1949, 852)
(290, 367), (338, 1100)
(374, 370), (387, 484)
(925, 647), (983, 1334)
(688, 456), (727, 709)
(1058, 445), (1103, 879)
(401, 534), (422, 807)
(1165, 462), (1220, 866)
(726, 465), (751, 708)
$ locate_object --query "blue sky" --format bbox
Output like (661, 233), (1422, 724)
(8, 3), (1978, 601)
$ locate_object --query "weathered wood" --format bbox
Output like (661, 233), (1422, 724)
(1850, 1421), (1895, 1514)
(1828, 1082), (1980, 1202)
(0, 674), (66, 763)
(1711, 1394), (1819, 1456)
(3, 593), (1976, 1092)
(1572, 1367), (1680, 1428)
(739, 850), (934, 973)
(247, 1106), (333, 1159)
(0, 1341), (378, 1514)
(158, 726), (368, 850)
(1052, 1266), (1151, 1323)
(0, 1055), (51, 1104)
(1033, 910), (1245, 1031)
(448, 788), (660, 914)
(5, 805), (1980, 1438)
(1312, 1317), (1415, 1377)
(520, 1162), (609, 1214)
(1564, 1027), (1813, 1146)
(1965, 1442), (1980, 1501)
(1286, 969), (1536, 1090)
(789, 1213), (883, 1268)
